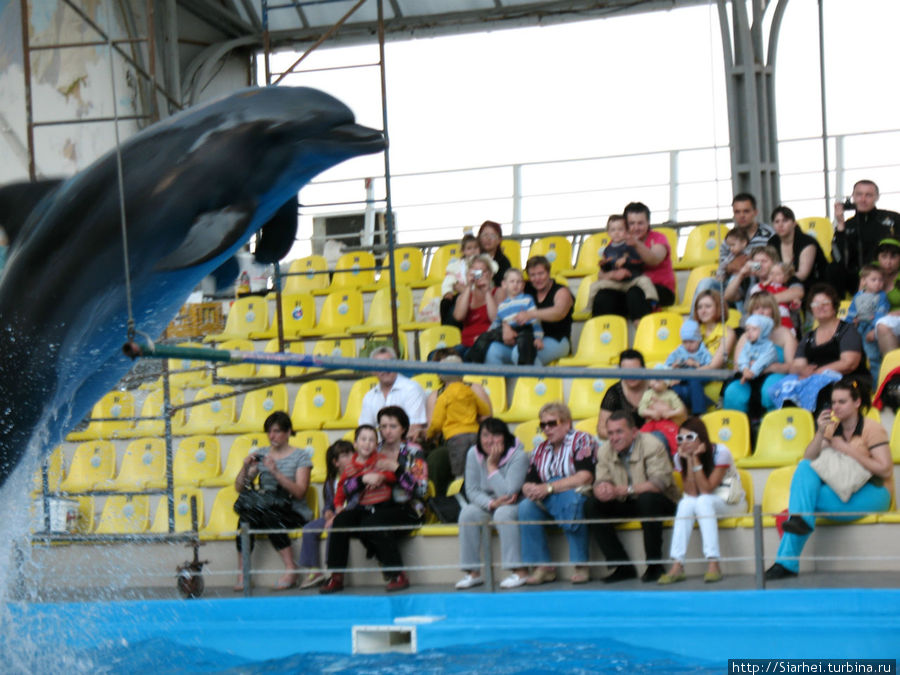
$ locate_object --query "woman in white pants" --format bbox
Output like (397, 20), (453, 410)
(658, 416), (746, 584)
(455, 417), (530, 590)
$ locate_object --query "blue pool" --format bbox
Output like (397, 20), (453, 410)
(4, 589), (899, 673)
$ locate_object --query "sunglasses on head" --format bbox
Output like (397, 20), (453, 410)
(676, 432), (699, 443)
(539, 419), (559, 430)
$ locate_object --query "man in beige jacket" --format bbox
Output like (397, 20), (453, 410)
(584, 410), (680, 583)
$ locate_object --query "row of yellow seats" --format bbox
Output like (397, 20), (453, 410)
(35, 486), (320, 538)
(271, 218), (834, 301)
(44, 432), (334, 496)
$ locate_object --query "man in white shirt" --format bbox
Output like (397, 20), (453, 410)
(358, 346), (427, 442)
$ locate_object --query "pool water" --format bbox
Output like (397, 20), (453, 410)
(4, 589), (898, 673)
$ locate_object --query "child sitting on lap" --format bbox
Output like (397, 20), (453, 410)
(736, 315), (778, 385)
(466, 268), (543, 365)
(639, 371), (687, 455)
(847, 264), (890, 380)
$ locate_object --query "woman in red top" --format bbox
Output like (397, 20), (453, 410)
(452, 254), (501, 360)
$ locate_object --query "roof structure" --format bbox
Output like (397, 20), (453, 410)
(179, 0), (711, 49)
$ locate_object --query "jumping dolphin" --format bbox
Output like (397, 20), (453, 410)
(0, 86), (384, 490)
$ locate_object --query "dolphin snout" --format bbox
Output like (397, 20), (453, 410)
(328, 123), (385, 153)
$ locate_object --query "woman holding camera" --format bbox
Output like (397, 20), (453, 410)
(452, 254), (501, 360)
(233, 411), (313, 591)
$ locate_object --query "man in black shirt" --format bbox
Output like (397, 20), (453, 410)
(831, 179), (899, 296)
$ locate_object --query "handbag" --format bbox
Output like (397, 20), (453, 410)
(713, 467), (745, 505)
(809, 446), (872, 503)
(428, 493), (466, 524)
(233, 488), (294, 521)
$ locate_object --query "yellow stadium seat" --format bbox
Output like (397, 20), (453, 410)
(306, 338), (357, 376)
(654, 226), (679, 262)
(633, 312), (684, 366)
(291, 379), (341, 430)
(558, 315), (627, 367)
(66, 391), (136, 441)
(669, 263), (718, 314)
(301, 290), (365, 337)
(203, 296), (269, 343)
(173, 435), (221, 487)
(719, 469), (754, 528)
(60, 441), (116, 492)
(421, 243), (461, 287)
(94, 438), (167, 492)
(368, 247), (426, 289)
(95, 495), (150, 534)
(271, 255), (329, 296)
(528, 236), (573, 276)
(877, 348), (900, 389)
(447, 477), (464, 496)
(412, 372), (442, 401)
(293, 430), (330, 483)
(405, 284), (443, 331)
(314, 251), (377, 295)
(165, 342), (213, 389)
(173, 385), (236, 436)
(255, 339), (307, 379)
(216, 339), (257, 380)
(418, 325), (461, 361)
(251, 293), (316, 340)
(32, 446), (65, 495)
(149, 487), (205, 533)
(349, 286), (414, 335)
(673, 223), (725, 270)
(514, 419), (544, 453)
(571, 275), (595, 321)
(221, 385), (289, 434)
(888, 415), (900, 464)
(740, 465), (795, 528)
(574, 416), (599, 438)
(701, 409), (751, 461)
(198, 486), (239, 541)
(201, 432), (269, 488)
(117, 389), (185, 439)
(562, 231), (610, 279)
(737, 408), (814, 468)
(463, 375), (507, 416)
(501, 239), (522, 270)
(865, 406), (881, 424)
(324, 377), (378, 430)
(567, 377), (617, 421)
(797, 217), (833, 262)
(497, 377), (564, 423)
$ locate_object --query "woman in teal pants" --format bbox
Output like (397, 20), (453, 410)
(765, 377), (893, 579)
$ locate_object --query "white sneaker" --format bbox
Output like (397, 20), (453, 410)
(454, 573), (484, 590)
(499, 573), (527, 589)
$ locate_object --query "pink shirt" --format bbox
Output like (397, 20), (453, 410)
(642, 230), (675, 292)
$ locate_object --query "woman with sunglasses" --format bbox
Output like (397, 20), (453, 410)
(518, 402), (598, 585)
(658, 417), (746, 585)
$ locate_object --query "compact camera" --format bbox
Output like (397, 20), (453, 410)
(472, 269), (484, 279)
(842, 198), (856, 212)
(750, 262), (762, 272)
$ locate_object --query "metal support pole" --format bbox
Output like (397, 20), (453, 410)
(668, 150), (679, 222)
(376, 0), (400, 358)
(753, 503), (765, 590)
(835, 134), (845, 203)
(262, 0), (271, 85)
(162, 357), (175, 532)
(817, 0), (832, 218)
(40, 461), (51, 532)
(512, 164), (523, 236)
(241, 523), (252, 597)
(481, 522), (495, 591)
(19, 0), (36, 181)
(273, 262), (286, 379)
